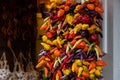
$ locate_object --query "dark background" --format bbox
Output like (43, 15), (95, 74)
(0, 0), (37, 71)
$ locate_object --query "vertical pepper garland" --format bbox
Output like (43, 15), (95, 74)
(36, 0), (107, 80)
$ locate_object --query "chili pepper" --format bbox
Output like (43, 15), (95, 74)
(44, 67), (48, 77)
(95, 69), (101, 76)
(64, 5), (70, 11)
(46, 31), (53, 38)
(74, 5), (81, 13)
(82, 60), (90, 66)
(65, 14), (74, 25)
(74, 23), (82, 34)
(36, 60), (45, 68)
(82, 24), (89, 30)
(90, 73), (95, 79)
(42, 35), (48, 42)
(62, 69), (71, 75)
(72, 39), (83, 49)
(96, 60), (107, 66)
(70, 39), (77, 45)
(54, 49), (61, 57)
(72, 15), (82, 25)
(59, 5), (65, 9)
(82, 15), (91, 24)
(95, 7), (104, 13)
(89, 68), (96, 74)
(95, 45), (103, 56)
(76, 41), (86, 49)
(85, 57), (95, 62)
(96, 66), (102, 71)
(77, 67), (83, 77)
(89, 62), (96, 70)
(72, 63), (76, 72)
(87, 4), (95, 10)
(57, 9), (65, 17)
(57, 70), (62, 77)
(45, 57), (51, 61)
(68, 31), (76, 39)
(38, 56), (45, 63)
(82, 71), (90, 78)
(56, 73), (59, 80)
(41, 43), (51, 50)
(40, 19), (51, 31)
(89, 0), (95, 2)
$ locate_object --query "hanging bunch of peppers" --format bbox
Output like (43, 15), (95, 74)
(36, 0), (107, 80)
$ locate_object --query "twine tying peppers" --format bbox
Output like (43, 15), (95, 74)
(36, 0), (106, 80)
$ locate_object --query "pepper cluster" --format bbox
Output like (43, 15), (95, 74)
(36, 0), (106, 80)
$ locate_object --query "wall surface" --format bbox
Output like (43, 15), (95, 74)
(102, 0), (113, 80)
(113, 0), (120, 80)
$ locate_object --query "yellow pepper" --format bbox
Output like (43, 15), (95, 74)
(72, 63), (76, 72)
(89, 68), (96, 74)
(41, 43), (51, 50)
(96, 66), (102, 71)
(42, 35), (48, 42)
(74, 5), (81, 13)
(56, 73), (59, 80)
(74, 13), (80, 19)
(95, 70), (101, 76)
(74, 23), (82, 34)
(65, 14), (74, 25)
(82, 24), (89, 30)
(90, 73), (95, 79)
(82, 60), (90, 66)
(83, 65), (88, 71)
(77, 67), (83, 77)
(75, 59), (82, 66)
(62, 69), (71, 75)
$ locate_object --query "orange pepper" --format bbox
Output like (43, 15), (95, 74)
(44, 67), (48, 77)
(96, 60), (107, 66)
(76, 41), (86, 49)
(82, 71), (90, 78)
(57, 9), (65, 17)
(46, 32), (53, 38)
(95, 7), (104, 13)
(87, 4), (95, 10)
(54, 49), (61, 57)
(70, 39), (77, 45)
(64, 6), (70, 11)
(38, 56), (45, 63)
(89, 62), (96, 70)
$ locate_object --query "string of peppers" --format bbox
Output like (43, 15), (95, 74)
(36, 0), (107, 80)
